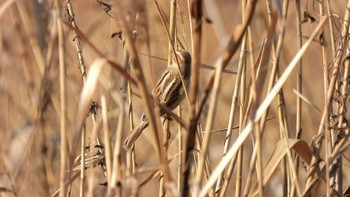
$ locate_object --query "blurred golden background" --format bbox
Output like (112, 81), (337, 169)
(1, 0), (350, 196)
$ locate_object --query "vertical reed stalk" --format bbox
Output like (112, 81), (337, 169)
(57, 0), (66, 196)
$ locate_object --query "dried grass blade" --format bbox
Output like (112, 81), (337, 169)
(76, 58), (107, 133)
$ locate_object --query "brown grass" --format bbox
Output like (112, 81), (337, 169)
(1, 0), (350, 196)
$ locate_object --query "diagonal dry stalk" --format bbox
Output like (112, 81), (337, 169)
(65, 0), (87, 83)
(199, 16), (327, 197)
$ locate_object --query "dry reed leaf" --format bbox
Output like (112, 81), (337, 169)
(251, 138), (313, 193)
(293, 89), (322, 114)
(139, 170), (161, 187)
(50, 172), (80, 196)
(76, 58), (107, 132)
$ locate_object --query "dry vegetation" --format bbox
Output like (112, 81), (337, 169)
(1, 0), (350, 196)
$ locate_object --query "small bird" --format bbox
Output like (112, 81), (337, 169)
(123, 48), (191, 149)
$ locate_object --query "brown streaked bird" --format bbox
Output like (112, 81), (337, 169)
(123, 48), (191, 149)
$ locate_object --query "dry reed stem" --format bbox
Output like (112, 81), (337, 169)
(101, 97), (112, 183)
(113, 0), (173, 191)
(168, 0), (177, 65)
(56, 0), (66, 196)
(65, 0), (87, 83)
(291, 0), (303, 194)
(82, 106), (93, 194)
(331, 32), (350, 197)
(188, 0), (202, 129)
(318, 1), (332, 196)
(177, 106), (183, 191)
(326, 0), (337, 56)
(181, 0), (202, 196)
(334, 7), (350, 194)
(269, 1), (292, 195)
(109, 93), (125, 195)
(86, 121), (102, 197)
(193, 52), (223, 194)
(240, 35), (274, 195)
(295, 0), (303, 140)
(243, 39), (268, 196)
(62, 3), (96, 195)
(251, 1), (281, 195)
(259, 0), (279, 135)
(159, 119), (168, 197)
(234, 37), (247, 197)
(186, 0), (193, 49)
(123, 47), (137, 187)
(215, 35), (246, 194)
(158, 0), (177, 195)
(51, 172), (81, 196)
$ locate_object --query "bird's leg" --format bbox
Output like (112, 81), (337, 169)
(161, 116), (172, 148)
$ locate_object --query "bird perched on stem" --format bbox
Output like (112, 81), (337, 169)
(123, 48), (191, 149)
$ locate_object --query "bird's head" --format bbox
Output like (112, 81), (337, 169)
(175, 49), (191, 79)
(175, 48), (191, 69)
